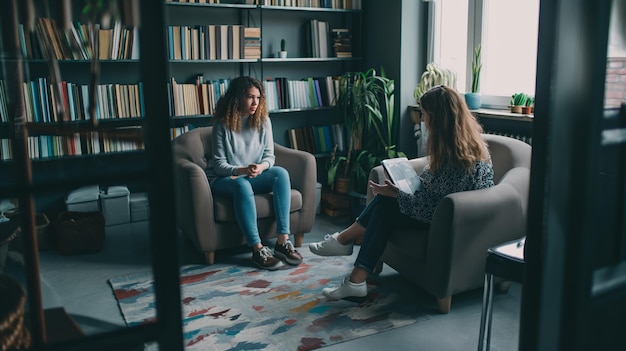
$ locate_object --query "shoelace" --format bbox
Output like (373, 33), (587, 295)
(259, 247), (272, 260)
(320, 234), (334, 247)
(283, 240), (295, 252)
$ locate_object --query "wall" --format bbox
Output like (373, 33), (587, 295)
(363, 0), (427, 158)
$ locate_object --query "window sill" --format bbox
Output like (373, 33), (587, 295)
(472, 108), (534, 122)
(407, 105), (534, 123)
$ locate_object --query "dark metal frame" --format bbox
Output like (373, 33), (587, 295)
(0, 1), (184, 350)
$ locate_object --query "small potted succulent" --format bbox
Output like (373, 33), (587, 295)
(510, 93), (528, 113)
(521, 96), (534, 114)
(279, 38), (287, 58)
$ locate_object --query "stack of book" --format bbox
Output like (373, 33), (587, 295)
(243, 27), (261, 59)
(332, 28), (352, 58)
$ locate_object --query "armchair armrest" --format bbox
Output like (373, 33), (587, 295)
(173, 158), (216, 251)
(274, 143), (317, 234)
(367, 157), (429, 202)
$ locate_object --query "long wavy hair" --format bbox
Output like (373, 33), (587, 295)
(213, 76), (268, 132)
(419, 85), (489, 173)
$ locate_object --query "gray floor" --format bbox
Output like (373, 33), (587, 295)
(7, 214), (521, 351)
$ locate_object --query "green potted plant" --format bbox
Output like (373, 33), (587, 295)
(414, 63), (457, 103)
(465, 44), (482, 110)
(522, 96), (534, 114)
(510, 93), (528, 113)
(327, 68), (405, 209)
(279, 38), (287, 58)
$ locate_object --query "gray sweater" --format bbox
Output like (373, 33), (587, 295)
(205, 116), (275, 185)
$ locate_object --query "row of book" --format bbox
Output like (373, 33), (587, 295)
(19, 19), (139, 61)
(0, 125), (194, 161)
(307, 20), (330, 58)
(0, 132), (144, 161)
(287, 124), (346, 154)
(18, 78), (144, 123)
(306, 21), (352, 59)
(263, 76), (340, 111)
(166, 0), (362, 9)
(167, 25), (260, 60)
(165, 0), (222, 3)
(250, 0), (362, 9)
(169, 77), (230, 117)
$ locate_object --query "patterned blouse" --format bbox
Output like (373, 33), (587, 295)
(396, 160), (495, 223)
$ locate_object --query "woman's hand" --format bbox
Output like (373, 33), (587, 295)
(369, 179), (399, 198)
(246, 163), (266, 178)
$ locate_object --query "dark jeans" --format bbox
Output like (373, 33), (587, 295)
(354, 195), (430, 274)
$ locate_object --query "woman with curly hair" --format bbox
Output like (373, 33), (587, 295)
(310, 85), (494, 299)
(205, 76), (302, 270)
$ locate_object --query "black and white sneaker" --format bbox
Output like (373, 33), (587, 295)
(252, 246), (283, 271)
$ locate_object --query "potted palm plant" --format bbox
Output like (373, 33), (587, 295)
(465, 44), (482, 110)
(327, 68), (405, 215)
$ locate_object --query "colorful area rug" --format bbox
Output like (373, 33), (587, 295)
(109, 247), (431, 350)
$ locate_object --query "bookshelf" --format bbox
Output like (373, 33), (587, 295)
(164, 0), (362, 148)
(0, 1), (362, 185)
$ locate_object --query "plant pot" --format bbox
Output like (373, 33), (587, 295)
(510, 105), (523, 114)
(279, 51), (287, 58)
(334, 176), (350, 194)
(464, 92), (482, 110)
(521, 106), (533, 114)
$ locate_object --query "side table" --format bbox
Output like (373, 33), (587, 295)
(477, 237), (526, 351)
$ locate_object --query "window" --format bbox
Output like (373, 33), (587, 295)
(429, 0), (540, 108)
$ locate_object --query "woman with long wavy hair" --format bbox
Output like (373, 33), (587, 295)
(205, 76), (302, 270)
(310, 85), (494, 299)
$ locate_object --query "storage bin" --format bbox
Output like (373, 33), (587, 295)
(129, 192), (150, 222)
(54, 211), (105, 255)
(65, 185), (100, 212)
(100, 186), (130, 226)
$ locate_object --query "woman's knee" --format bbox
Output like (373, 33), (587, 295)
(269, 166), (289, 179)
(230, 177), (254, 195)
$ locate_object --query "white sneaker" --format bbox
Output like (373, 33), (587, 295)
(309, 233), (353, 256)
(322, 277), (367, 299)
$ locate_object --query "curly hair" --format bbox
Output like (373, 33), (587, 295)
(213, 76), (268, 131)
(419, 85), (489, 173)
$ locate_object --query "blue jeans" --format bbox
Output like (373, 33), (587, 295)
(354, 195), (430, 274)
(211, 166), (291, 247)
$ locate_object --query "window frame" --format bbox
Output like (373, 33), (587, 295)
(427, 0), (537, 109)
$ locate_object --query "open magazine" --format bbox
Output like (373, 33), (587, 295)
(381, 157), (424, 194)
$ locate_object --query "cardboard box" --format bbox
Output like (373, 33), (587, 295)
(65, 185), (100, 212)
(100, 186), (130, 226)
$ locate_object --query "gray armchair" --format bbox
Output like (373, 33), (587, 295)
(367, 134), (531, 313)
(172, 127), (317, 264)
